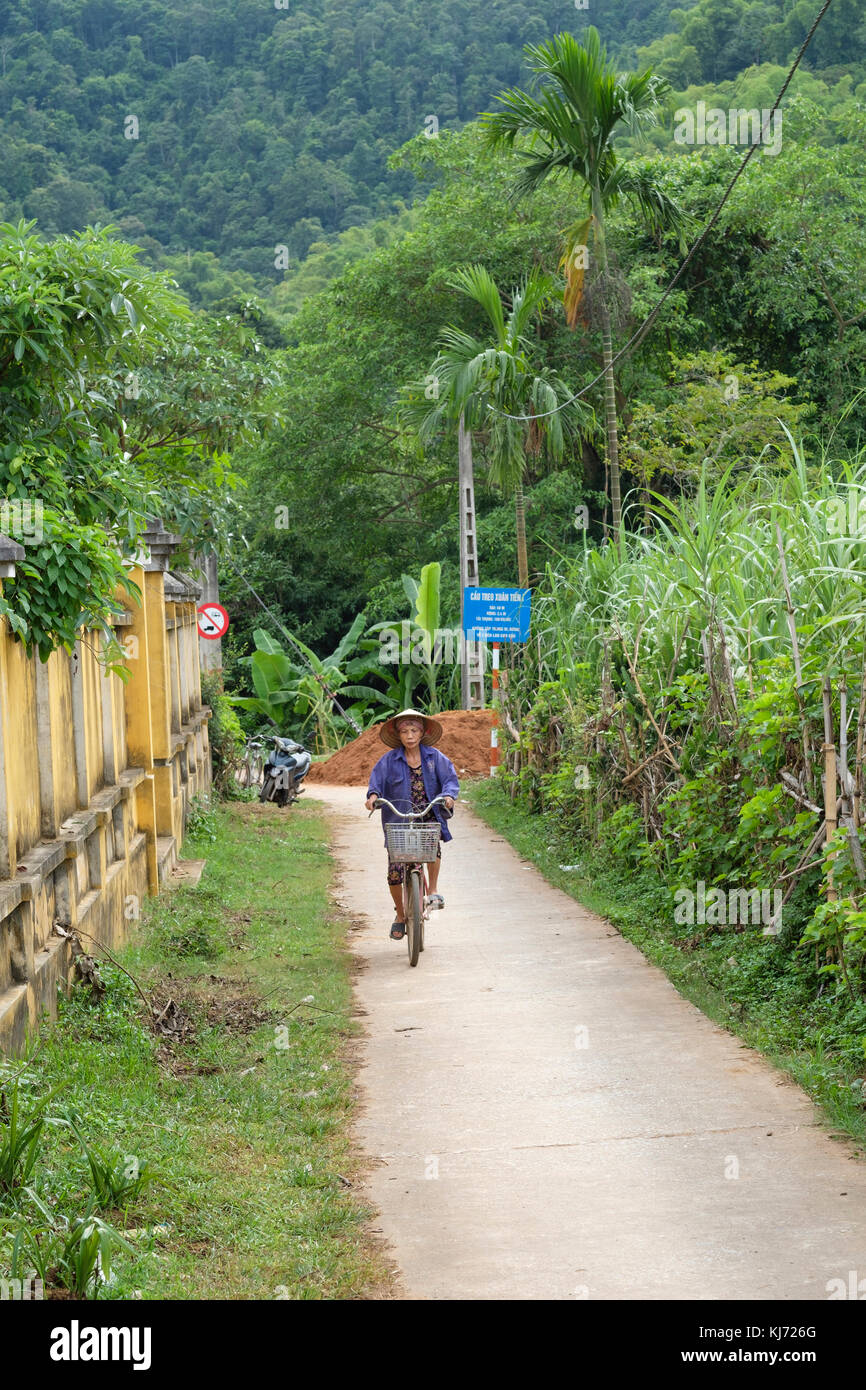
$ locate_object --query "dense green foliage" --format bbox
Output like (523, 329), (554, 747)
(4, 8), (864, 701)
(0, 0), (861, 304)
(220, 129), (597, 680)
(0, 221), (180, 658)
(0, 220), (277, 658)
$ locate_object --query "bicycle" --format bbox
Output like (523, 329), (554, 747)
(237, 736), (266, 790)
(370, 795), (451, 967)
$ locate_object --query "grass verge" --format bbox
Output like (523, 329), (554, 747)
(0, 799), (393, 1301)
(466, 779), (866, 1150)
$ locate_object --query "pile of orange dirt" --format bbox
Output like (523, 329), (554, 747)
(306, 709), (497, 786)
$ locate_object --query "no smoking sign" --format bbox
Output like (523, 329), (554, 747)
(197, 603), (230, 640)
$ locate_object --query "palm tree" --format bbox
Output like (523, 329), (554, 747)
(481, 27), (684, 541)
(404, 263), (587, 586)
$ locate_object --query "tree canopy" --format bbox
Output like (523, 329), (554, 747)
(0, 0), (860, 305)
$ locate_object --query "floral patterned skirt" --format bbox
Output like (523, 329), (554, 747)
(387, 763), (441, 885)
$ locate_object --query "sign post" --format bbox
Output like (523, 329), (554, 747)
(462, 588), (531, 777)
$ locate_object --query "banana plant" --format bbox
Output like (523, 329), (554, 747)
(230, 615), (385, 751)
(344, 639), (424, 714)
(365, 561), (458, 714)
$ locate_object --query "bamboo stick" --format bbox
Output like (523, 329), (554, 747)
(776, 856), (826, 882)
(839, 675), (849, 794)
(700, 628), (719, 720)
(854, 639), (866, 828)
(841, 814), (866, 883)
(778, 769), (821, 815)
(836, 676), (866, 882)
(822, 675), (837, 902)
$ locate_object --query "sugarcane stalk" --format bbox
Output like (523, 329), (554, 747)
(777, 523), (812, 768)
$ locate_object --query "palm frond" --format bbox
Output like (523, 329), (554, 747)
(603, 165), (688, 240)
(447, 264), (507, 345)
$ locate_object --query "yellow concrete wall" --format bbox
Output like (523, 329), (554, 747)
(1, 627), (41, 865)
(0, 555), (211, 1055)
(50, 652), (79, 827)
(112, 663), (128, 773)
(81, 637), (105, 803)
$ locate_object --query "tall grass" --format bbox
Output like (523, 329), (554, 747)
(530, 437), (866, 704)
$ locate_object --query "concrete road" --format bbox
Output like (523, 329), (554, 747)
(313, 785), (866, 1301)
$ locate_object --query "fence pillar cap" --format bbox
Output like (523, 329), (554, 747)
(166, 569), (203, 602)
(0, 531), (25, 578)
(140, 518), (183, 572)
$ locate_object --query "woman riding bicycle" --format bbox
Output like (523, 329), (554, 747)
(365, 710), (459, 941)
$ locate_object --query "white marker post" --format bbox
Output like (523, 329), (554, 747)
(490, 643), (500, 777)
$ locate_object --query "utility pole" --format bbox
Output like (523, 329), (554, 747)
(458, 413), (484, 708)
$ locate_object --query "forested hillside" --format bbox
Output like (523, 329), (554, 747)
(0, 0), (862, 300)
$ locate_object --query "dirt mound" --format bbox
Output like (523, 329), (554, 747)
(306, 709), (496, 786)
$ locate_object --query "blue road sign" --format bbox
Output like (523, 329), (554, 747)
(462, 587), (531, 642)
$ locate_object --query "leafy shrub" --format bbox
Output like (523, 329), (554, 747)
(185, 794), (218, 841)
(200, 671), (245, 797)
(56, 1209), (135, 1298)
(68, 1113), (156, 1210)
(597, 805), (662, 878)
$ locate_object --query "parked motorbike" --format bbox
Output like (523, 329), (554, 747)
(259, 736), (312, 807)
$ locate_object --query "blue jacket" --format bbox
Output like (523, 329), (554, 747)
(367, 745), (460, 847)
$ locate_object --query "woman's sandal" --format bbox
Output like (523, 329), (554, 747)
(426, 894), (444, 910)
(390, 920), (406, 940)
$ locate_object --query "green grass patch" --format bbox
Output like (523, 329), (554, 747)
(0, 800), (393, 1301)
(467, 780), (866, 1149)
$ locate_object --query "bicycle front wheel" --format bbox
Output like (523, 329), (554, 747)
(407, 870), (422, 967)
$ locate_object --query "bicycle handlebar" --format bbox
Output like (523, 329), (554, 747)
(369, 794), (452, 819)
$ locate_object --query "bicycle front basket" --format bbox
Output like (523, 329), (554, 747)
(385, 822), (441, 863)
